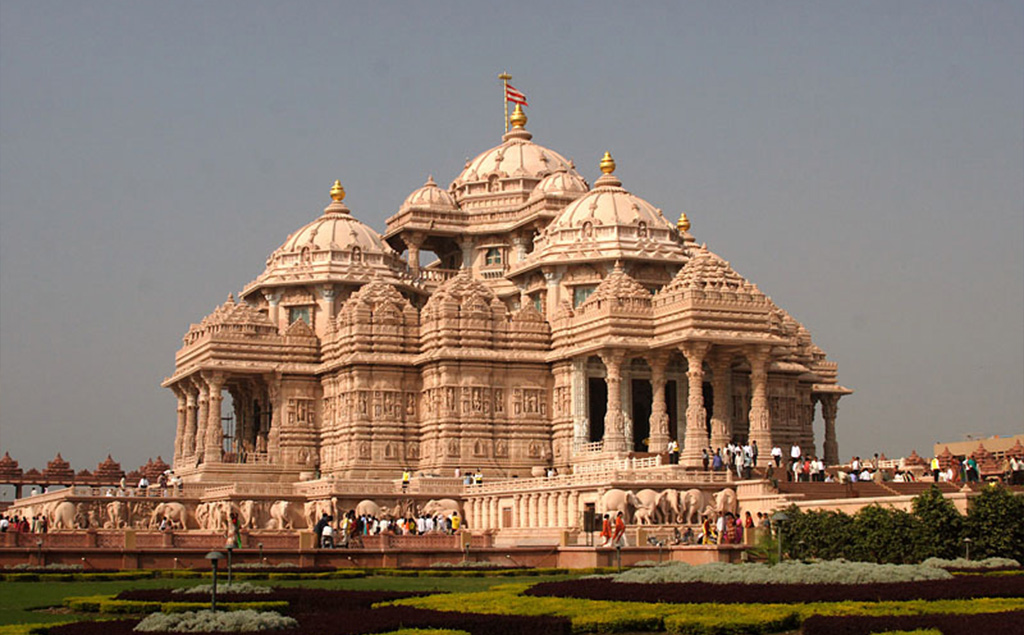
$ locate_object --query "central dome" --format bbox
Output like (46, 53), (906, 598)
(450, 109), (582, 206)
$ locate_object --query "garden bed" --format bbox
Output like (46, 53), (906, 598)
(801, 609), (1024, 635)
(525, 574), (1024, 604)
(43, 589), (572, 635)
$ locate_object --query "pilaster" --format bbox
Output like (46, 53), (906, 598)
(647, 352), (670, 452)
(680, 341), (712, 467)
(709, 353), (733, 449)
(746, 346), (772, 464)
(599, 350), (628, 454)
(821, 394), (840, 465)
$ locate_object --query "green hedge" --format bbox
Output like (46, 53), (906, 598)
(61, 595), (288, 615)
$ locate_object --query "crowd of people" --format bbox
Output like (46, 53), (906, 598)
(0, 513), (45, 533)
(699, 440), (760, 478)
(312, 508), (463, 549)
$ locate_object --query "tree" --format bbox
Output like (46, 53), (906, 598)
(851, 505), (920, 564)
(964, 485), (1024, 561)
(786, 508), (856, 561)
(911, 485), (964, 560)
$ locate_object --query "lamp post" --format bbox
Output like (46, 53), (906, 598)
(771, 512), (788, 564)
(226, 545), (234, 587)
(205, 551), (224, 611)
(963, 537), (973, 561)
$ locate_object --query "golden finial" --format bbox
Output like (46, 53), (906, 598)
(677, 212), (691, 233)
(599, 151), (616, 175)
(509, 103), (527, 129)
(330, 180), (346, 202)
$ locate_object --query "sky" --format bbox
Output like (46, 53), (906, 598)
(1, 0), (1022, 480)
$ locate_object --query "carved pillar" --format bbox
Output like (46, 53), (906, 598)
(171, 385), (187, 464)
(196, 381), (210, 461)
(709, 354), (733, 449)
(204, 372), (226, 463)
(746, 346), (772, 465)
(459, 237), (474, 270)
(542, 267), (562, 319)
(600, 350), (628, 454)
(529, 494), (540, 529)
(263, 290), (282, 332)
(647, 352), (670, 452)
(183, 384), (198, 459)
(266, 374), (282, 458)
(406, 232), (424, 277)
(320, 285), (336, 323)
(821, 394), (840, 466)
(567, 491), (579, 527)
(680, 341), (712, 467)
(572, 357), (589, 446)
(511, 495), (521, 528)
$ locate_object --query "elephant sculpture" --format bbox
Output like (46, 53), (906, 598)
(105, 501), (127, 529)
(355, 499), (383, 518)
(268, 500), (304, 530)
(633, 504), (659, 525)
(681, 489), (709, 525)
(419, 498), (461, 517)
(150, 502), (192, 529)
(715, 488), (738, 517)
(194, 502), (211, 530)
(49, 501), (78, 530)
(598, 489), (640, 524)
(635, 489), (680, 524)
(238, 500), (259, 529)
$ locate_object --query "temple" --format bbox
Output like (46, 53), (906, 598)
(161, 104), (851, 486)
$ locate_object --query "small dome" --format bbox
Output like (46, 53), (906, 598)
(400, 176), (458, 212)
(531, 170), (588, 199)
(519, 154), (688, 272)
(245, 181), (411, 296)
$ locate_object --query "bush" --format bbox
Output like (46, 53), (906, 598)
(922, 557), (1021, 570)
(172, 582), (272, 595)
(964, 485), (1024, 562)
(610, 560), (951, 585)
(132, 609), (297, 632)
(912, 486), (964, 559)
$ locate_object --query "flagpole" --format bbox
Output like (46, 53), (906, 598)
(498, 72), (511, 133)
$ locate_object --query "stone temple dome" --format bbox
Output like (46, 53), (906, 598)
(516, 153), (690, 273)
(530, 169), (589, 200)
(399, 176), (459, 213)
(451, 107), (582, 207)
(242, 181), (411, 298)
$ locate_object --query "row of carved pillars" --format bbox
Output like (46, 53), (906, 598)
(467, 491), (580, 530)
(170, 373), (282, 468)
(570, 343), (836, 467)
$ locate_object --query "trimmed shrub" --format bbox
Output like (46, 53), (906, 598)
(922, 557), (1021, 570)
(172, 583), (272, 595)
(133, 609), (297, 632)
(802, 610), (1024, 635)
(611, 560), (951, 585)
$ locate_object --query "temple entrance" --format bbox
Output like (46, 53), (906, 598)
(631, 379), (652, 452)
(588, 377), (606, 442)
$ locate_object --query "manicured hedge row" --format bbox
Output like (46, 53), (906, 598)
(525, 574), (1024, 604)
(391, 581), (1024, 633)
(801, 610), (1024, 635)
(62, 595), (288, 615)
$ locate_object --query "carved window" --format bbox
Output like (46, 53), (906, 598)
(573, 286), (596, 308)
(637, 221), (648, 237)
(582, 221), (594, 238)
(533, 294), (543, 313)
(288, 306), (311, 325)
(351, 246), (362, 262)
(488, 175), (499, 192)
(485, 248), (502, 266)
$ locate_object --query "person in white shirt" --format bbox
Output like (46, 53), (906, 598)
(771, 446), (783, 467)
(790, 444), (802, 468)
(321, 522), (335, 548)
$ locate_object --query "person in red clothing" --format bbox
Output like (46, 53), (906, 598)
(599, 514), (611, 547)
(613, 511), (627, 548)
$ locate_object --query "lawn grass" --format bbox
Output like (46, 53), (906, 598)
(0, 575), (578, 626)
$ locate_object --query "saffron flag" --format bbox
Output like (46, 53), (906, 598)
(505, 84), (528, 106)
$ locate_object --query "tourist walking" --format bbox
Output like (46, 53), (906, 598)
(613, 512), (627, 548)
(599, 514), (611, 547)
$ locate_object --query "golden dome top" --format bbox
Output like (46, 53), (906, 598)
(509, 104), (527, 129)
(677, 212), (691, 233)
(330, 180), (346, 202)
(599, 151), (616, 175)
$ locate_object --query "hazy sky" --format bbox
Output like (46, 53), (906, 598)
(1, 1), (1021, 478)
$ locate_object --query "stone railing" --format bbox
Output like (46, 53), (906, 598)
(572, 441), (604, 454)
(201, 483), (296, 499)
